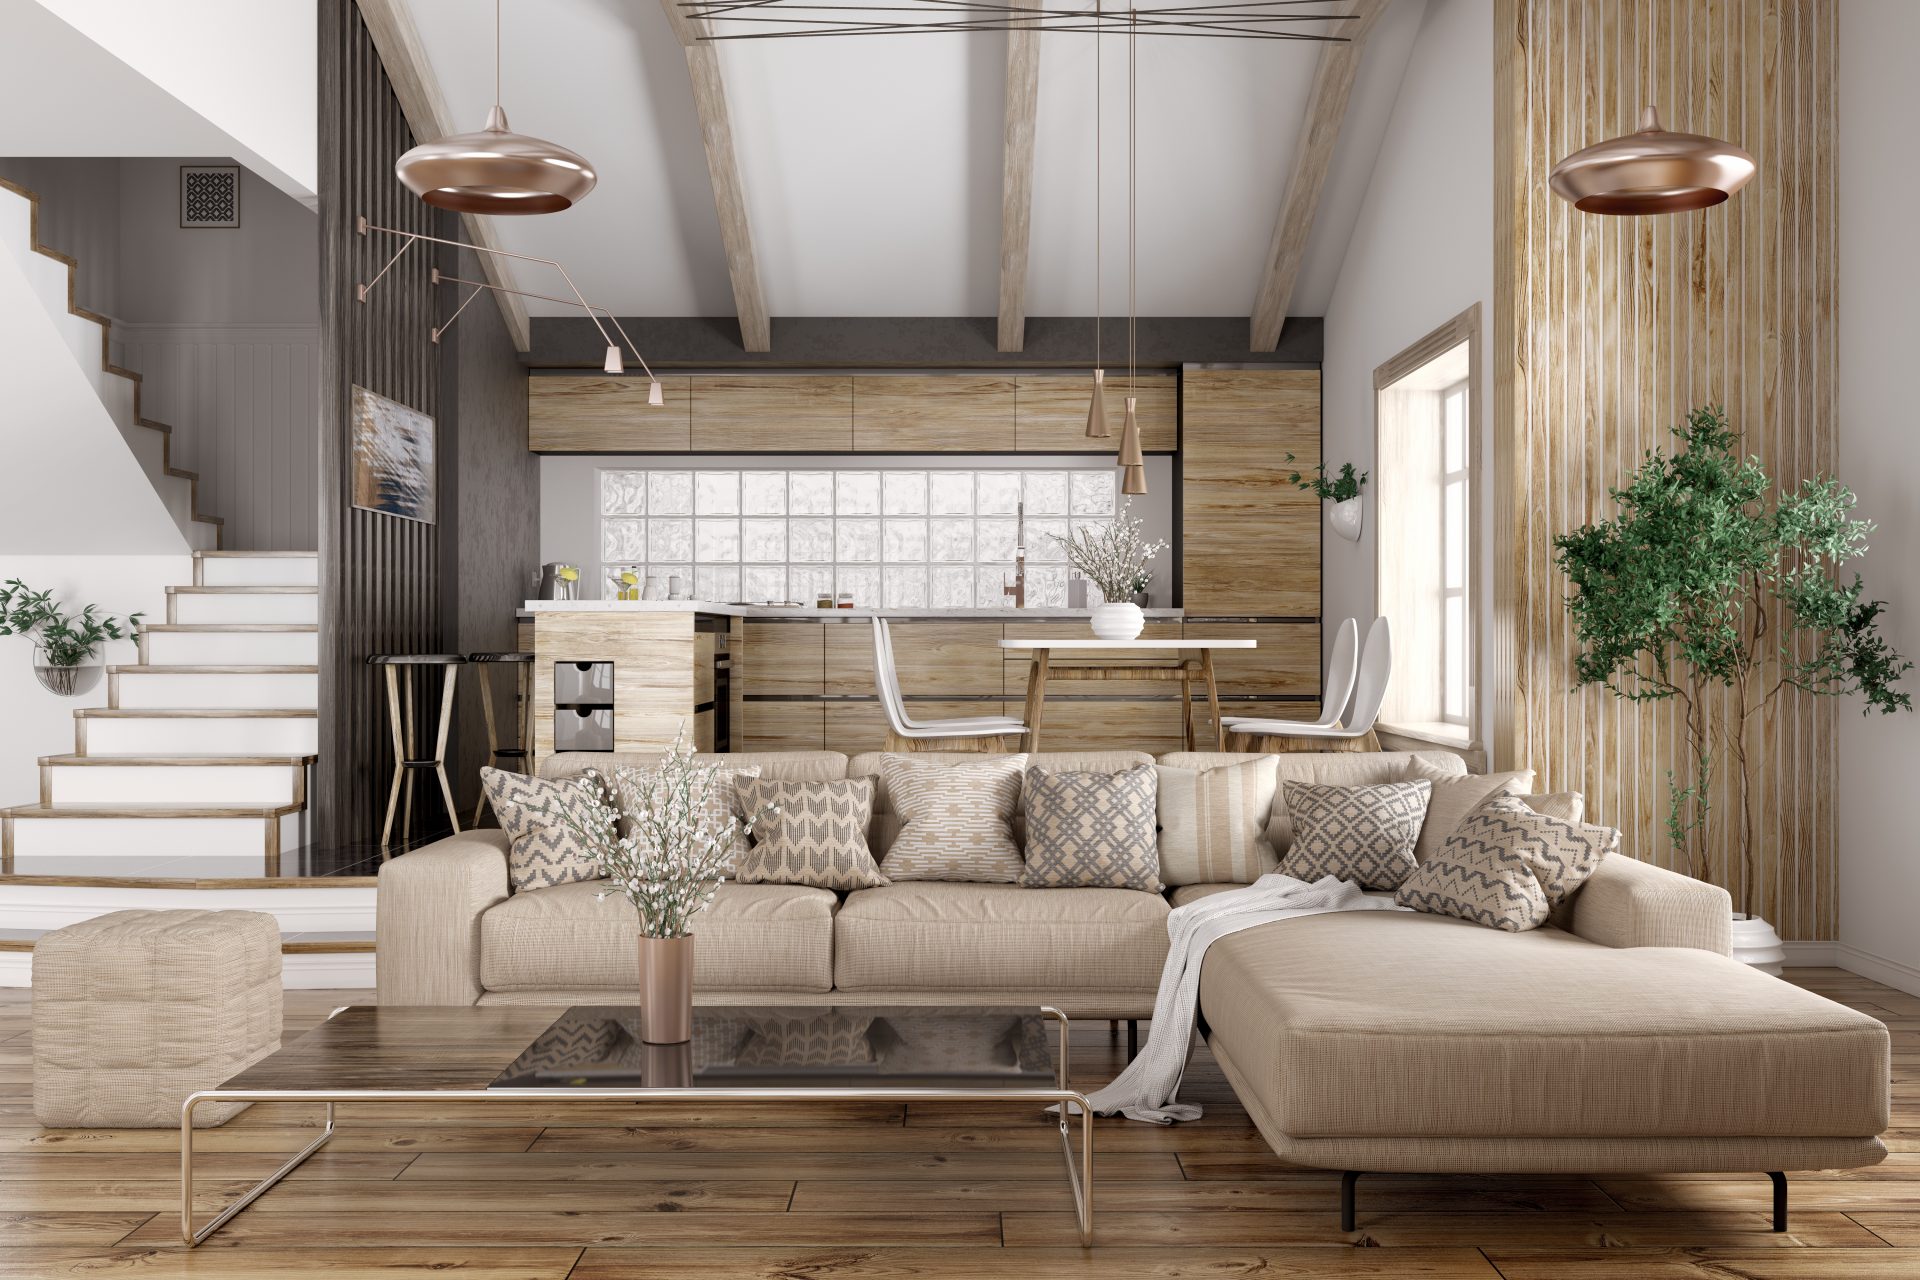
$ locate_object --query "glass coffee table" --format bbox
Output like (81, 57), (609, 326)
(181, 1003), (1093, 1246)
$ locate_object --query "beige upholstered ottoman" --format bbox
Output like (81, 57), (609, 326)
(33, 910), (282, 1128)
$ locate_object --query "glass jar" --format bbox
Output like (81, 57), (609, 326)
(816, 593), (834, 609)
(837, 592), (854, 609)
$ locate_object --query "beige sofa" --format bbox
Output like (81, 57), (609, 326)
(377, 747), (1891, 1227)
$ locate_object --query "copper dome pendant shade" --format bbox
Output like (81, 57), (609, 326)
(1549, 106), (1754, 215)
(394, 1), (597, 215)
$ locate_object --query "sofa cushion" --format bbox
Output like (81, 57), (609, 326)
(1155, 757), (1280, 886)
(736, 777), (886, 890)
(1402, 755), (1535, 863)
(481, 767), (604, 892)
(1199, 909), (1891, 1140)
(852, 750), (1154, 857)
(835, 882), (1169, 993)
(481, 879), (836, 993)
(1280, 780), (1432, 890)
(1019, 763), (1162, 890)
(1156, 751), (1466, 855)
(878, 753), (1028, 882)
(1396, 807), (1551, 932)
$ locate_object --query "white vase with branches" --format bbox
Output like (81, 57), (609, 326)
(1052, 501), (1168, 640)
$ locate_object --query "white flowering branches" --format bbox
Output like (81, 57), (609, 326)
(543, 731), (773, 939)
(1052, 500), (1168, 603)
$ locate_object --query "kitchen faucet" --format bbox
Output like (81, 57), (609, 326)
(1003, 500), (1026, 608)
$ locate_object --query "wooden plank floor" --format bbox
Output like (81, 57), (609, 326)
(0, 967), (1913, 1278)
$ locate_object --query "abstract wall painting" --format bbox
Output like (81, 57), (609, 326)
(351, 385), (436, 524)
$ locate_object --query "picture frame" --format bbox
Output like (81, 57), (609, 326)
(351, 385), (436, 524)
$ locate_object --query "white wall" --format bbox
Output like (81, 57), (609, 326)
(1319, 0), (1494, 749)
(0, 555), (186, 808)
(1838, 0), (1920, 995)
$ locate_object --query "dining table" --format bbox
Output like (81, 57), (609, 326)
(998, 636), (1258, 752)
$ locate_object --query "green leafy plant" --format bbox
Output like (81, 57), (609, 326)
(0, 579), (142, 667)
(1284, 453), (1368, 503)
(1552, 406), (1911, 916)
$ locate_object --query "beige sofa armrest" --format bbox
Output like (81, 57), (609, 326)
(376, 830), (511, 1005)
(1566, 855), (1732, 955)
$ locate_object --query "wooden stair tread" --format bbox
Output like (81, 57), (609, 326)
(107, 664), (319, 675)
(2, 802), (304, 819)
(38, 753), (317, 766)
(76, 708), (318, 718)
(141, 623), (319, 632)
(195, 550), (318, 558)
(166, 585), (317, 595)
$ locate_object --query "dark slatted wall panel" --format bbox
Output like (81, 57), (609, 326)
(316, 0), (443, 850)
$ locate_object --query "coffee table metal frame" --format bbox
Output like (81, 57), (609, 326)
(181, 1004), (1093, 1247)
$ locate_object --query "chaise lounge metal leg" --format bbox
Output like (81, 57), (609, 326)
(1768, 1171), (1787, 1232)
(1340, 1170), (1361, 1232)
(1126, 1020), (1139, 1057)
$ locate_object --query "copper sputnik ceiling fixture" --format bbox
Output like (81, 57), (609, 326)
(394, 0), (598, 214)
(1548, 8), (1753, 214)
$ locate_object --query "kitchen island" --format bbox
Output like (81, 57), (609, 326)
(524, 601), (1319, 759)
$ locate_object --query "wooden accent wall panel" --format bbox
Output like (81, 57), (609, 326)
(852, 377), (1016, 452)
(1180, 369), (1320, 616)
(1496, 0), (1837, 938)
(529, 376), (692, 452)
(691, 376), (852, 452)
(1015, 375), (1177, 453)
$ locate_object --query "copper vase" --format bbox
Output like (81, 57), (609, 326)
(638, 934), (694, 1044)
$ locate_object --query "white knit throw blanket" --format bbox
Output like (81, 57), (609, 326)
(1078, 873), (1406, 1124)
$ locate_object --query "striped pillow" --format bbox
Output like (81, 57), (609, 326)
(1155, 758), (1280, 886)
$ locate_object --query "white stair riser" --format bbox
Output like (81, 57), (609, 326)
(46, 764), (302, 807)
(171, 593), (317, 625)
(83, 716), (318, 756)
(0, 949), (374, 990)
(0, 884), (375, 933)
(144, 630), (318, 665)
(199, 557), (319, 586)
(116, 671), (318, 710)
(11, 816), (277, 858)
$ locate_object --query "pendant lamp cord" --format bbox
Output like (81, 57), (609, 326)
(1127, 5), (1136, 388)
(495, 0), (503, 108)
(1093, 0), (1101, 372)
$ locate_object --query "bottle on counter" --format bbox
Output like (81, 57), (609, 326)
(837, 592), (855, 609)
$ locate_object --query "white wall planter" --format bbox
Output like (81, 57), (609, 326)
(1730, 913), (1787, 976)
(1090, 602), (1145, 641)
(1328, 496), (1364, 542)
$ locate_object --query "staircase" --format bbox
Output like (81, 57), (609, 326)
(0, 553), (373, 988)
(0, 175), (224, 550)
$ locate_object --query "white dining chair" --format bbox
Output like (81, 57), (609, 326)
(872, 618), (1028, 752)
(1224, 616), (1358, 734)
(1227, 617), (1391, 753)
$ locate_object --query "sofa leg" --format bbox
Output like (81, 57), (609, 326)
(1768, 1171), (1787, 1232)
(1340, 1170), (1361, 1232)
(1126, 1019), (1139, 1057)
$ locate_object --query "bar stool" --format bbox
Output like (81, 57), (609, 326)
(367, 653), (465, 849)
(468, 651), (534, 827)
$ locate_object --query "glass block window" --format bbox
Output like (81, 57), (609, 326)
(596, 467), (1119, 608)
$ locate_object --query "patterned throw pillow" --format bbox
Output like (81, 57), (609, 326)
(1469, 792), (1617, 904)
(1280, 780), (1432, 890)
(879, 753), (1028, 883)
(1401, 755), (1536, 864)
(1521, 792), (1585, 823)
(481, 767), (605, 892)
(1155, 758), (1280, 886)
(1018, 764), (1161, 890)
(734, 777), (887, 890)
(616, 763), (762, 874)
(1396, 816), (1551, 933)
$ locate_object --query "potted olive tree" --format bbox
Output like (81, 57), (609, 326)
(0, 580), (142, 698)
(1554, 406), (1911, 969)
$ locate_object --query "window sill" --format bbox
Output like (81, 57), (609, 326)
(1378, 720), (1477, 752)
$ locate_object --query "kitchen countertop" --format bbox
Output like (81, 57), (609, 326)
(521, 601), (1184, 620)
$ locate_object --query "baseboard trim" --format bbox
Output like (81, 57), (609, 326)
(1781, 941), (1838, 968)
(1834, 943), (1920, 998)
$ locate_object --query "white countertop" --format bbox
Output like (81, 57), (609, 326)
(522, 600), (1184, 620)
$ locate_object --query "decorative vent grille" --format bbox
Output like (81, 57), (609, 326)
(179, 165), (240, 228)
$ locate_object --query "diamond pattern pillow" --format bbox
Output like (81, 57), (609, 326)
(617, 763), (762, 874)
(879, 754), (1028, 883)
(1280, 780), (1432, 890)
(481, 767), (605, 892)
(1155, 758), (1280, 886)
(1468, 792), (1617, 904)
(735, 777), (887, 890)
(1018, 764), (1161, 890)
(1396, 803), (1553, 932)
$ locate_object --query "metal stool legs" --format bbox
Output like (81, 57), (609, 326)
(470, 657), (533, 827)
(378, 661), (461, 849)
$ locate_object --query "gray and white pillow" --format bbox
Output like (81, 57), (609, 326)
(735, 777), (887, 890)
(879, 753), (1028, 883)
(481, 767), (605, 892)
(1396, 816), (1551, 933)
(1468, 792), (1616, 904)
(1279, 780), (1432, 890)
(1018, 764), (1161, 891)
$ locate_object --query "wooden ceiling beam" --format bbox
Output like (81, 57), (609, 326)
(1248, 0), (1389, 353)
(353, 0), (532, 353)
(659, 1), (772, 353)
(997, 9), (1041, 353)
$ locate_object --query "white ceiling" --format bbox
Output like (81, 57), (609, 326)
(401, 0), (1426, 320)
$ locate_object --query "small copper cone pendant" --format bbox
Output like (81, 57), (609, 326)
(1084, 369), (1110, 438)
(1117, 397), (1145, 467)
(1121, 464), (1148, 496)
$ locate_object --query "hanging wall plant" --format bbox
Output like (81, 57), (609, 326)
(0, 580), (142, 698)
(1285, 454), (1369, 542)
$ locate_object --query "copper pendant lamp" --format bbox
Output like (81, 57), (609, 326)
(395, 0), (597, 215)
(1549, 105), (1754, 216)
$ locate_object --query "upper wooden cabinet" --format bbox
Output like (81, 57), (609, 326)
(690, 376), (854, 452)
(528, 376), (692, 452)
(1181, 368), (1321, 617)
(1015, 374), (1176, 452)
(852, 376), (1016, 452)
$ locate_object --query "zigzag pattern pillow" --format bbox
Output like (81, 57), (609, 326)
(1280, 780), (1432, 890)
(1470, 792), (1617, 904)
(735, 777), (887, 890)
(1396, 819), (1551, 932)
(481, 767), (605, 892)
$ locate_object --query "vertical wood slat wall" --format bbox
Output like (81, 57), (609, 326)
(1495, 0), (1837, 938)
(316, 0), (443, 850)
